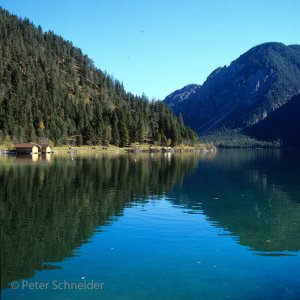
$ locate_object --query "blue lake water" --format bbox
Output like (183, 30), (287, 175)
(1, 150), (300, 299)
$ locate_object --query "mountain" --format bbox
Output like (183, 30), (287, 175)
(245, 94), (300, 147)
(164, 84), (201, 108)
(0, 8), (198, 146)
(164, 42), (300, 140)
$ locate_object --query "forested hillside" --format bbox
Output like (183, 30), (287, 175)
(0, 8), (198, 146)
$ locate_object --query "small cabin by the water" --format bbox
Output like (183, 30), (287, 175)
(14, 143), (41, 154)
(40, 144), (52, 153)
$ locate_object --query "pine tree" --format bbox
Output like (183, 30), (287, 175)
(119, 113), (130, 147)
(178, 113), (185, 135)
(112, 115), (120, 146)
(137, 118), (145, 144)
(103, 124), (112, 146)
(170, 119), (180, 146)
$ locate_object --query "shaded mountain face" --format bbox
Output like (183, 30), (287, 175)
(245, 94), (300, 147)
(164, 43), (300, 135)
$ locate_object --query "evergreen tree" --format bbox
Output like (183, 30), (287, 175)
(103, 124), (112, 146)
(170, 119), (180, 146)
(112, 115), (120, 146)
(119, 113), (130, 147)
(137, 118), (145, 144)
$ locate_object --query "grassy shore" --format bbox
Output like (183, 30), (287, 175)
(52, 144), (123, 153)
(0, 143), (217, 154)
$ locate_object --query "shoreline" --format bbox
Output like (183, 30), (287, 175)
(0, 143), (217, 155)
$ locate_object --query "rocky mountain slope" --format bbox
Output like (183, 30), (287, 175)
(164, 43), (300, 139)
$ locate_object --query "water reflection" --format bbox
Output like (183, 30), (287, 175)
(0, 153), (198, 288)
(170, 149), (300, 254)
(2, 154), (54, 164)
(1, 150), (300, 292)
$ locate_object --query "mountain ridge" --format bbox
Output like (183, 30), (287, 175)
(164, 42), (300, 142)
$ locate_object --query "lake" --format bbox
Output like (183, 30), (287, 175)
(1, 150), (300, 300)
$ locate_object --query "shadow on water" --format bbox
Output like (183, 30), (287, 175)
(169, 149), (300, 254)
(0, 153), (199, 288)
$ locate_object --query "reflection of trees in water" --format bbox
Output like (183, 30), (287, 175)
(170, 150), (300, 254)
(2, 150), (299, 288)
(0, 154), (199, 288)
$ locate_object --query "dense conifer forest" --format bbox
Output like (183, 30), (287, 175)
(0, 8), (198, 146)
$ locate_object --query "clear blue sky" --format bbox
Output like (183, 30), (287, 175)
(1, 0), (299, 99)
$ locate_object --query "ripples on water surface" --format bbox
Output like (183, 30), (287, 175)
(1, 150), (300, 299)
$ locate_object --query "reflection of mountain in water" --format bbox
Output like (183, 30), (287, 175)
(170, 150), (300, 254)
(1, 151), (300, 289)
(0, 154), (199, 288)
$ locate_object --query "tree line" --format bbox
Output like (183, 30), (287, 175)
(0, 8), (198, 147)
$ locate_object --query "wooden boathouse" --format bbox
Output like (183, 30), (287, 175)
(14, 143), (52, 154)
(14, 143), (42, 154)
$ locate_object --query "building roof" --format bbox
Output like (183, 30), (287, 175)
(15, 143), (39, 148)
